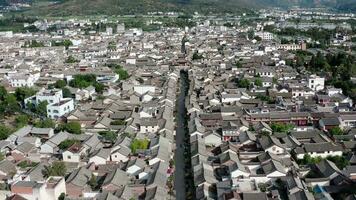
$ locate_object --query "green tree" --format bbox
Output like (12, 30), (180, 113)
(58, 193), (65, 200)
(192, 52), (203, 60)
(271, 123), (294, 133)
(98, 131), (117, 144)
(34, 118), (55, 128)
(254, 78), (262, 87)
(36, 101), (48, 116)
(0, 85), (7, 101)
(5, 94), (20, 114)
(130, 138), (149, 154)
(62, 88), (72, 98)
(326, 156), (349, 169)
(43, 161), (66, 177)
(94, 82), (105, 94)
(237, 79), (250, 89)
(116, 68), (129, 80)
(0, 125), (12, 140)
(65, 55), (79, 63)
(88, 174), (97, 190)
(58, 139), (79, 150)
(0, 153), (4, 161)
(69, 74), (96, 89)
(329, 127), (343, 135)
(60, 122), (81, 134)
(15, 115), (30, 128)
(54, 80), (67, 89)
(235, 61), (243, 68)
(15, 87), (36, 102)
(63, 39), (73, 49)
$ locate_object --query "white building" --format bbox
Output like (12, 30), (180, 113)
(11, 177), (66, 200)
(307, 75), (325, 91)
(7, 73), (40, 88)
(47, 98), (74, 119)
(255, 32), (274, 40)
(25, 89), (63, 106)
(134, 85), (156, 95)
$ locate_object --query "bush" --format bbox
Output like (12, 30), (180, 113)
(58, 139), (79, 150)
(110, 120), (125, 125)
(130, 138), (149, 154)
(271, 123), (294, 133)
(329, 127), (343, 135)
(43, 161), (66, 177)
(98, 131), (117, 144)
(0, 125), (12, 140)
(15, 115), (30, 128)
(34, 119), (55, 128)
(58, 122), (81, 134)
(54, 80), (67, 89)
(65, 55), (79, 63)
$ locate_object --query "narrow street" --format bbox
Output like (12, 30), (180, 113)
(174, 70), (189, 200)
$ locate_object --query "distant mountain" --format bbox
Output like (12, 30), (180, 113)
(17, 0), (356, 16)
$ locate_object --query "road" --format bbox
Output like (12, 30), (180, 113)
(174, 70), (189, 200)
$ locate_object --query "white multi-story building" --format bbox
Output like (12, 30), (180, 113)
(7, 73), (40, 88)
(255, 31), (274, 40)
(307, 75), (325, 91)
(25, 89), (63, 106)
(47, 98), (74, 119)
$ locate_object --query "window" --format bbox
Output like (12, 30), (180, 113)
(53, 110), (59, 113)
(311, 80), (314, 83)
(67, 155), (71, 159)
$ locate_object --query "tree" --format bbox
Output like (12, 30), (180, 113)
(235, 61), (243, 68)
(34, 118), (55, 128)
(237, 79), (250, 89)
(69, 74), (96, 89)
(58, 193), (65, 200)
(65, 55), (79, 63)
(58, 139), (79, 150)
(299, 154), (322, 165)
(130, 138), (149, 154)
(43, 161), (66, 177)
(15, 115), (30, 128)
(247, 29), (254, 40)
(5, 94), (20, 114)
(88, 174), (97, 190)
(94, 82), (105, 94)
(271, 123), (294, 133)
(254, 78), (262, 87)
(98, 131), (117, 144)
(0, 125), (12, 140)
(60, 122), (81, 134)
(192, 52), (203, 60)
(54, 80), (67, 89)
(0, 85), (7, 101)
(254, 36), (262, 41)
(0, 153), (4, 161)
(116, 68), (129, 80)
(15, 87), (36, 102)
(329, 127), (343, 136)
(326, 156), (349, 169)
(62, 88), (72, 98)
(63, 39), (73, 49)
(36, 101), (48, 116)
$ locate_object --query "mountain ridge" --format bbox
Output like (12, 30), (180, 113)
(11, 0), (356, 16)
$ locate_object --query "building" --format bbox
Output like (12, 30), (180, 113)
(11, 177), (66, 200)
(307, 75), (325, 91)
(47, 98), (75, 119)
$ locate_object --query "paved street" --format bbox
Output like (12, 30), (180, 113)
(174, 71), (189, 200)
